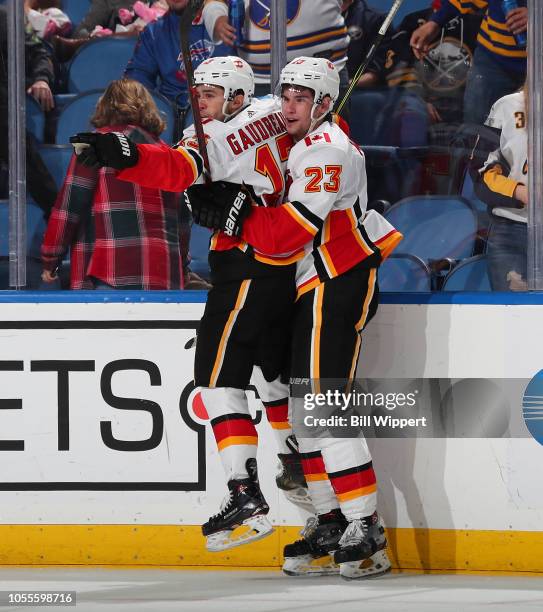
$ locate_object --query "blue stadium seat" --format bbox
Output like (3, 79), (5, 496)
(62, 0), (91, 30)
(379, 253), (431, 292)
(55, 89), (176, 147)
(38, 144), (74, 189)
(188, 223), (211, 280)
(384, 196), (478, 262)
(26, 95), (45, 143)
(67, 36), (137, 93)
(442, 255), (491, 291)
(349, 90), (387, 146)
(0, 199), (46, 257)
(55, 89), (102, 143)
(0, 198), (48, 288)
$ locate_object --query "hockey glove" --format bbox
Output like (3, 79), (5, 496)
(185, 185), (224, 230)
(186, 181), (253, 237)
(70, 132), (139, 169)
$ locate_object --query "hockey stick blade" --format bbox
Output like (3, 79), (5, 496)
(335, 0), (404, 116)
(179, 0), (212, 182)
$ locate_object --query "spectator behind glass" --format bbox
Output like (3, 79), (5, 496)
(52, 1), (166, 63)
(410, 0), (527, 125)
(378, 5), (480, 146)
(24, 0), (72, 41)
(219, 0), (350, 97)
(342, 0), (394, 89)
(473, 85), (528, 291)
(124, 0), (223, 113)
(0, 6), (57, 217)
(41, 79), (185, 290)
(74, 0), (140, 38)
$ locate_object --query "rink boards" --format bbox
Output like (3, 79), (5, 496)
(0, 293), (542, 573)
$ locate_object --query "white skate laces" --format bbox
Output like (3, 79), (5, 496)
(211, 491), (234, 519)
(338, 519), (367, 548)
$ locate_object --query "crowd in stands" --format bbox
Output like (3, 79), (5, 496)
(0, 0), (530, 292)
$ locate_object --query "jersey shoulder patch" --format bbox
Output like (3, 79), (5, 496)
(304, 132), (332, 147)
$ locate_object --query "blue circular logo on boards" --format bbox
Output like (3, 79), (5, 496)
(522, 371), (543, 446)
(249, 0), (301, 30)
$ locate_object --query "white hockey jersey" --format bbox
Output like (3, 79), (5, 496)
(481, 91), (528, 223)
(240, 120), (403, 294)
(181, 97), (304, 264)
(238, 0), (349, 84)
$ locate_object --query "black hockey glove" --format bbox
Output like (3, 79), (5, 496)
(185, 185), (224, 230)
(186, 181), (253, 237)
(70, 132), (139, 170)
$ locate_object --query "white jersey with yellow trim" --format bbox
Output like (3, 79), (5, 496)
(483, 91), (527, 183)
(482, 91), (528, 223)
(182, 96), (304, 263)
(238, 0), (349, 84)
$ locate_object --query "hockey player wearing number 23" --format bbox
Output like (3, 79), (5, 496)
(190, 57), (403, 580)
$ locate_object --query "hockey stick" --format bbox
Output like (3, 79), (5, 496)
(335, 0), (404, 116)
(179, 0), (211, 182)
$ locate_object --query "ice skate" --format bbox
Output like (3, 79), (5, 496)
(333, 512), (391, 580)
(282, 509), (347, 576)
(276, 452), (314, 513)
(202, 459), (273, 552)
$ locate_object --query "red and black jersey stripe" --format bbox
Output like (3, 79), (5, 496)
(328, 461), (377, 502)
(210, 413), (258, 451)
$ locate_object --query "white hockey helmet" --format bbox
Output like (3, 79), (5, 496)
(280, 56), (340, 106)
(194, 56), (255, 115)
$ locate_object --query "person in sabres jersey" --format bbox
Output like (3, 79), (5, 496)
(187, 57), (403, 580)
(474, 85), (528, 290)
(69, 56), (313, 552)
(204, 0), (350, 95)
(410, 0), (527, 125)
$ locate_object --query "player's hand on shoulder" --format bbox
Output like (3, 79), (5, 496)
(70, 132), (139, 170)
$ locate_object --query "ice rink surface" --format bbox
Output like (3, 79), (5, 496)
(0, 568), (542, 612)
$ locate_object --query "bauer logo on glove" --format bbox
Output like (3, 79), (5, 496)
(224, 189), (248, 237)
(70, 131), (139, 170)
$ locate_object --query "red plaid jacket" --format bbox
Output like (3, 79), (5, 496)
(41, 125), (185, 289)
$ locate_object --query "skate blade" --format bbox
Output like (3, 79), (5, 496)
(282, 488), (315, 514)
(206, 514), (274, 552)
(283, 554), (339, 577)
(340, 550), (392, 580)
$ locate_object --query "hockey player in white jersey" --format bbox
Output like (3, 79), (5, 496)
(187, 57), (403, 579)
(474, 87), (528, 290)
(69, 58), (310, 552)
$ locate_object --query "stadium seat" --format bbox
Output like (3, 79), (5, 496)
(62, 0), (91, 27)
(384, 195), (478, 262)
(67, 36), (137, 93)
(38, 144), (74, 189)
(55, 89), (176, 145)
(349, 90), (387, 146)
(379, 253), (432, 292)
(442, 255), (491, 291)
(55, 90), (102, 143)
(188, 223), (211, 280)
(26, 94), (45, 143)
(0, 199), (46, 258)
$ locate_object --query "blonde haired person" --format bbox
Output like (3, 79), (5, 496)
(41, 79), (185, 290)
(474, 84), (528, 290)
